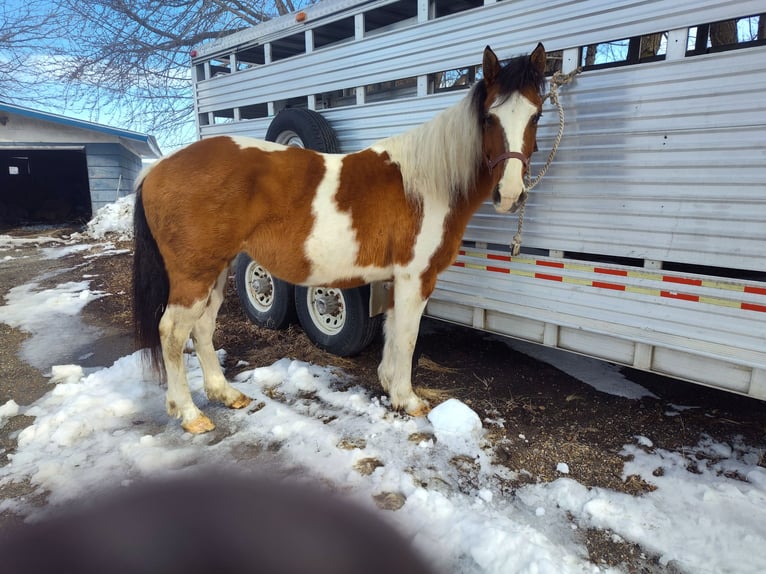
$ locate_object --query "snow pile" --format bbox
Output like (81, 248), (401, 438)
(49, 364), (85, 384)
(428, 397), (484, 453)
(78, 193), (135, 241)
(520, 436), (766, 573)
(429, 398), (483, 438)
(0, 280), (104, 330)
(0, 400), (20, 427)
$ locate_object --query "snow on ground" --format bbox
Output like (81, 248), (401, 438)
(1, 201), (765, 573)
(73, 193), (135, 241)
(0, 279), (106, 370)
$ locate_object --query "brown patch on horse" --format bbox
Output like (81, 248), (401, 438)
(327, 276), (370, 290)
(418, 167), (498, 300)
(336, 149), (422, 270)
(237, 144), (327, 285)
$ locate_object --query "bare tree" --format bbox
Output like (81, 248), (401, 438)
(582, 44), (598, 67)
(0, 0), (315, 149)
(0, 2), (59, 96)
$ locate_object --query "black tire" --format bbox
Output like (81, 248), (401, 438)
(235, 254), (296, 329)
(265, 108), (340, 152)
(295, 284), (382, 357)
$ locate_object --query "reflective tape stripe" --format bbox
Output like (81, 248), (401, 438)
(454, 250), (766, 313)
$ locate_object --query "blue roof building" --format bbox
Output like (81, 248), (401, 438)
(0, 102), (162, 225)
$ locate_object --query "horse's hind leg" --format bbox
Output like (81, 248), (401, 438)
(160, 299), (215, 433)
(191, 269), (252, 410)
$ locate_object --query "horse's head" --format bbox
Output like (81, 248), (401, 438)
(479, 44), (546, 213)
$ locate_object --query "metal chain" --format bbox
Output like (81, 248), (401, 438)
(511, 67), (581, 256)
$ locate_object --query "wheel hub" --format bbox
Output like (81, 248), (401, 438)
(315, 291), (341, 316)
(252, 276), (272, 298)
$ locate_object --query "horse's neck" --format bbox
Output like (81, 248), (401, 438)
(373, 96), (483, 205)
(453, 168), (496, 227)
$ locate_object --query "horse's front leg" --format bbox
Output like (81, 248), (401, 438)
(377, 276), (430, 416)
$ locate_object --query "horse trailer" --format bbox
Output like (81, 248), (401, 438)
(191, 0), (766, 401)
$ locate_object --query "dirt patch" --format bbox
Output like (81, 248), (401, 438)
(2, 228), (766, 571)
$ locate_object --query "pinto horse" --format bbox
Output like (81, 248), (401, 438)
(133, 44), (547, 433)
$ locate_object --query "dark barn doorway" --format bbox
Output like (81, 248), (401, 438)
(0, 148), (92, 226)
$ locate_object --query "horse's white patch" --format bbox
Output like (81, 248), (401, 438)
(229, 135), (289, 153)
(303, 155), (393, 285)
(304, 155), (357, 282)
(490, 92), (539, 207)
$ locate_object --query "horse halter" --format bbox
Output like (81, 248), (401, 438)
(486, 151), (530, 173)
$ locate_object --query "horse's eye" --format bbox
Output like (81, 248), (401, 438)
(531, 112), (542, 125)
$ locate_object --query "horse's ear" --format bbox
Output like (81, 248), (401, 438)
(483, 45), (500, 85)
(530, 42), (547, 74)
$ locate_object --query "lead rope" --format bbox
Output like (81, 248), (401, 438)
(511, 67), (581, 256)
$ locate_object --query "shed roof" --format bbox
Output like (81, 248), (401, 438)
(0, 101), (162, 158)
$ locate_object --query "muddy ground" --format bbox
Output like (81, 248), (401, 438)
(1, 226), (765, 573)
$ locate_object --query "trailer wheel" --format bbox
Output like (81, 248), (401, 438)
(234, 254), (296, 329)
(295, 285), (382, 357)
(266, 108), (340, 152)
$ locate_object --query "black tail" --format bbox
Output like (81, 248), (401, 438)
(133, 183), (168, 380)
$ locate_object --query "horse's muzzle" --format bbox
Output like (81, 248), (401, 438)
(492, 187), (527, 213)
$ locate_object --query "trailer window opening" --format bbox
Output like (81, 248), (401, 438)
(274, 96), (309, 114)
(544, 50), (564, 76)
(687, 14), (765, 56)
(433, 0), (483, 19)
(235, 45), (265, 69)
(239, 103), (268, 120)
(194, 63), (207, 82)
(212, 109), (234, 124)
(313, 17), (355, 49)
(315, 88), (356, 110)
(581, 32), (667, 70)
(208, 58), (231, 77)
(431, 66), (478, 93)
(270, 33), (305, 61)
(365, 76), (417, 102)
(364, 0), (418, 35)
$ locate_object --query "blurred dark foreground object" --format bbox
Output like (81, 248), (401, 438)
(0, 474), (436, 574)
